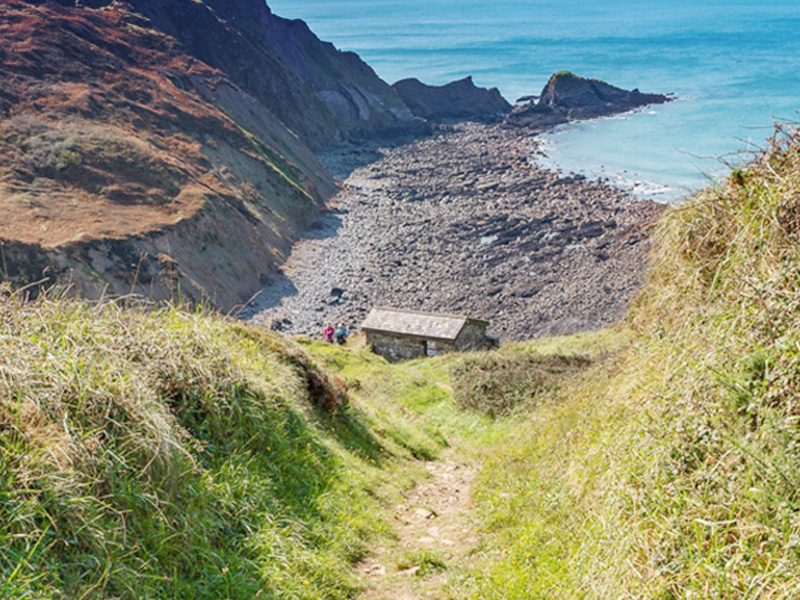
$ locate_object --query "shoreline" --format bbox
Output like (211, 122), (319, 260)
(243, 121), (663, 342)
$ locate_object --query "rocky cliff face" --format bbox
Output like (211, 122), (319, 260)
(0, 0), (338, 308)
(393, 77), (512, 123)
(506, 71), (670, 130)
(50, 0), (421, 150)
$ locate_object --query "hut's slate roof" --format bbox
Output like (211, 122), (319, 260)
(361, 307), (473, 342)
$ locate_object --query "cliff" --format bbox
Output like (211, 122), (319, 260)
(52, 0), (422, 149)
(0, 0), (338, 309)
(506, 71), (670, 129)
(392, 76), (512, 123)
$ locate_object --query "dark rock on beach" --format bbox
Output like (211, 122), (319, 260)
(393, 76), (512, 123)
(506, 71), (671, 130)
(245, 122), (664, 342)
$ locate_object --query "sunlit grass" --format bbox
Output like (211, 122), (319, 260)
(456, 126), (800, 599)
(0, 296), (442, 599)
(5, 126), (800, 599)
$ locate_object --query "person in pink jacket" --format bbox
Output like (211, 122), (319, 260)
(323, 323), (335, 343)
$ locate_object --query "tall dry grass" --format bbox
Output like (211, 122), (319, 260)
(462, 126), (800, 599)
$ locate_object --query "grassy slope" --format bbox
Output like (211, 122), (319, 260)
(0, 297), (444, 599)
(300, 329), (628, 595)
(459, 130), (800, 599)
(0, 292), (617, 599)
(4, 130), (800, 599)
(303, 129), (800, 599)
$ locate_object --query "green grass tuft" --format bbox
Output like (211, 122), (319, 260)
(396, 549), (448, 577)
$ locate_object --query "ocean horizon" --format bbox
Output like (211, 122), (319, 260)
(268, 0), (800, 201)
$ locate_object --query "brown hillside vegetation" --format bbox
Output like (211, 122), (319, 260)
(0, 0), (336, 307)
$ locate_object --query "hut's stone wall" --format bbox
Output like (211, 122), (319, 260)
(454, 320), (492, 351)
(364, 315), (494, 362)
(367, 332), (427, 363)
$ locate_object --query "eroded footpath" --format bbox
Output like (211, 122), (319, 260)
(357, 450), (479, 600)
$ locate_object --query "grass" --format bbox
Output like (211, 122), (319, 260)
(0, 290), (631, 599)
(452, 126), (800, 599)
(0, 295), (443, 599)
(4, 127), (800, 598)
(301, 330), (625, 596)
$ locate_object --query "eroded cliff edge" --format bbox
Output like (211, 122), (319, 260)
(0, 1), (339, 309)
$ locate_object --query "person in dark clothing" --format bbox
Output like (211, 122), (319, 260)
(333, 324), (348, 345)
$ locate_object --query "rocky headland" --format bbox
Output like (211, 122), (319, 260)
(245, 122), (663, 341)
(393, 76), (512, 123)
(505, 71), (671, 130)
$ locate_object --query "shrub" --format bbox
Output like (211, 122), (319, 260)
(451, 352), (590, 417)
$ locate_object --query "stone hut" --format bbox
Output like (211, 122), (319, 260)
(361, 307), (496, 362)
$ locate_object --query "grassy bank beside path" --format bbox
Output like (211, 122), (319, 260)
(0, 297), (445, 599)
(5, 128), (800, 599)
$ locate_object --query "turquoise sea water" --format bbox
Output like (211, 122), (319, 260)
(269, 0), (800, 201)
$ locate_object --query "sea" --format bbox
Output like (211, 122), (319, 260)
(267, 0), (800, 202)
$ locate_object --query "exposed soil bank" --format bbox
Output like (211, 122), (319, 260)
(245, 122), (662, 341)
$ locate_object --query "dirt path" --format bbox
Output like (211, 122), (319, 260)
(358, 450), (479, 600)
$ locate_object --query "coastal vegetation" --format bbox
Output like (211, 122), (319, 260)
(0, 296), (443, 599)
(1, 1), (799, 597)
(458, 126), (800, 598)
(4, 128), (800, 598)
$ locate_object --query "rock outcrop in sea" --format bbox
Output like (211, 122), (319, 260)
(393, 76), (512, 123)
(506, 71), (671, 130)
